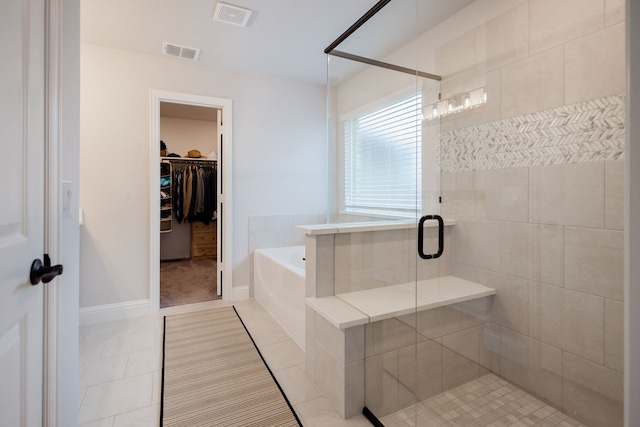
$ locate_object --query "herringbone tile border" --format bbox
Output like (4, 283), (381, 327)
(439, 94), (625, 172)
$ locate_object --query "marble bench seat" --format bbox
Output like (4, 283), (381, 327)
(306, 275), (496, 330)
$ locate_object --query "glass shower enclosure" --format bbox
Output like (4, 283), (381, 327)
(322, 1), (625, 426)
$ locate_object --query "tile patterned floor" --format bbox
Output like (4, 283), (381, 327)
(77, 299), (372, 427)
(78, 299), (586, 427)
(380, 374), (586, 427)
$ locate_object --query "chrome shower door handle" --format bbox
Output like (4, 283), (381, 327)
(418, 214), (444, 260)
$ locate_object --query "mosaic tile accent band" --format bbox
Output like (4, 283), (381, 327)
(439, 94), (625, 172)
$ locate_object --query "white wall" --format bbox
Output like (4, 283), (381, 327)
(79, 44), (327, 308)
(59, 0), (81, 424)
(160, 117), (216, 158)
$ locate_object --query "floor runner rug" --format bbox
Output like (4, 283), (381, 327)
(161, 306), (301, 426)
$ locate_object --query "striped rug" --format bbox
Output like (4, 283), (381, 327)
(161, 306), (301, 426)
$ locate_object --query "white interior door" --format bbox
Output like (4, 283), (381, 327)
(0, 0), (47, 425)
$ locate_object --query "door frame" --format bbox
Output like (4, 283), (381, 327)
(149, 90), (233, 309)
(43, 0), (67, 423)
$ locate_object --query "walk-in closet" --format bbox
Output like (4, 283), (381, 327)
(159, 102), (221, 307)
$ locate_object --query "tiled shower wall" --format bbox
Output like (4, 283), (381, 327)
(436, 1), (625, 426)
(333, 226), (453, 294)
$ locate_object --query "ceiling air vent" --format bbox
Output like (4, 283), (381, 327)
(213, 2), (253, 27)
(162, 42), (201, 61)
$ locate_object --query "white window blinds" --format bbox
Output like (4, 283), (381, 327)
(343, 93), (422, 217)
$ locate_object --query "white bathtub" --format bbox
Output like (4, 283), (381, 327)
(254, 245), (305, 350)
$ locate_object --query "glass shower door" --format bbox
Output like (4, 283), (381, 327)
(326, 56), (426, 425)
(324, 1), (626, 426)
(324, 0), (443, 422)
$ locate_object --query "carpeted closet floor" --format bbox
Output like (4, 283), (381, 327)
(160, 259), (220, 308)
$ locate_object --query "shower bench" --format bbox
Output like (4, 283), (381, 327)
(305, 275), (495, 330)
(303, 276), (496, 419)
(298, 220), (497, 419)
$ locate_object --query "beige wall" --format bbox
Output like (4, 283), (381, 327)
(160, 117), (216, 158)
(80, 44), (327, 307)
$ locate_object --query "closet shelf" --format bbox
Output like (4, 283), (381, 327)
(161, 156), (217, 163)
(160, 160), (173, 233)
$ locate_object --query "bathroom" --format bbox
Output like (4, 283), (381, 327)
(253, 0), (625, 426)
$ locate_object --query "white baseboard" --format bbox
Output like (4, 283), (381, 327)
(232, 285), (250, 301)
(79, 299), (151, 325)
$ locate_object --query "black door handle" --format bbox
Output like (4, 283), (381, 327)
(418, 215), (444, 260)
(30, 254), (64, 285)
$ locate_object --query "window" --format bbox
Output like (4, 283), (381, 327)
(343, 93), (422, 218)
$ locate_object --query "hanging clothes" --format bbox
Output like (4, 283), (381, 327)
(170, 161), (217, 225)
(183, 167), (193, 220)
(174, 168), (184, 223)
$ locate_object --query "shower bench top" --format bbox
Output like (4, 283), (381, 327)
(306, 275), (496, 330)
(296, 218), (456, 235)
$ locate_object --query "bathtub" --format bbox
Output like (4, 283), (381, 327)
(253, 245), (305, 350)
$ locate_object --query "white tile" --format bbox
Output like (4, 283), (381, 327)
(477, 270), (529, 335)
(441, 171), (475, 219)
(563, 352), (624, 426)
(363, 229), (410, 273)
(78, 387), (87, 410)
(499, 222), (530, 280)
(79, 325), (91, 342)
(79, 340), (106, 362)
(100, 330), (159, 358)
(435, 30), (476, 77)
(530, 162), (605, 228)
(113, 405), (160, 427)
(484, 2), (529, 71)
(151, 370), (161, 405)
(564, 227), (624, 300)
(565, 23), (625, 104)
(78, 373), (154, 424)
(259, 339), (305, 372)
(294, 397), (372, 427)
(315, 312), (347, 361)
(605, 0), (625, 26)
(78, 354), (128, 388)
(83, 319), (137, 342)
(529, 0), (604, 54)
(475, 168), (529, 222)
(274, 365), (322, 405)
(453, 220), (501, 272)
(314, 344), (345, 417)
(605, 159), (624, 230)
(242, 324), (280, 347)
(124, 349), (162, 377)
(335, 233), (364, 278)
(604, 299), (624, 373)
(79, 418), (114, 427)
(500, 46), (564, 119)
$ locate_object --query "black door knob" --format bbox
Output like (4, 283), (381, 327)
(30, 254), (64, 285)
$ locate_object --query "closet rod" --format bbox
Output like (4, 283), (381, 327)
(162, 157), (217, 166)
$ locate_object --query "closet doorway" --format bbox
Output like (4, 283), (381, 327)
(150, 91), (233, 311)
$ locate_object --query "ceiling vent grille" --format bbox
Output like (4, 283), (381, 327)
(213, 2), (253, 27)
(162, 42), (201, 61)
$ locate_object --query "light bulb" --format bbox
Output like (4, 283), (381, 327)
(432, 105), (439, 118)
(463, 96), (471, 109)
(447, 102), (454, 113)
